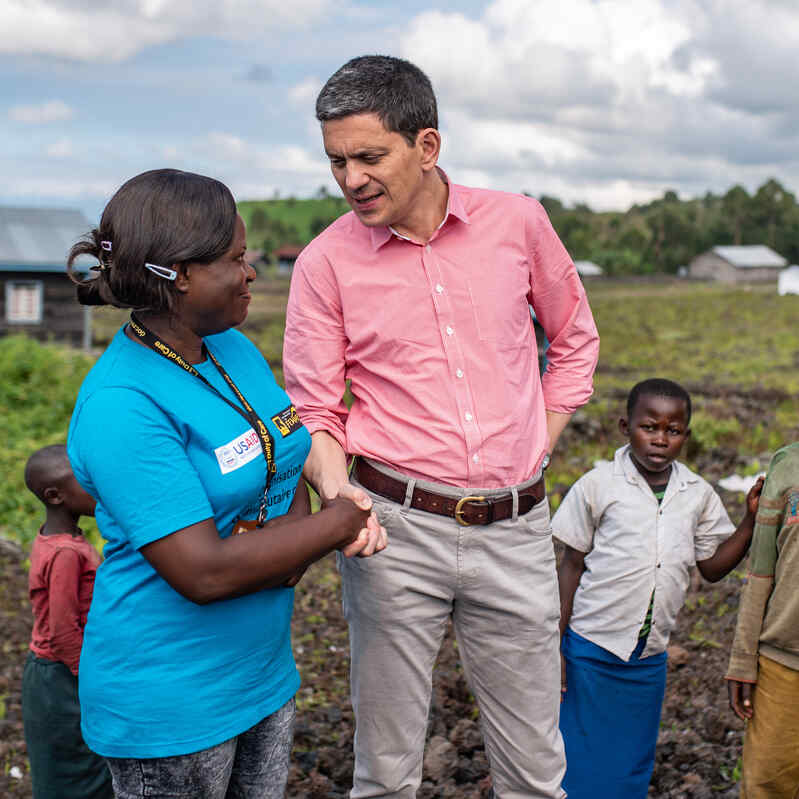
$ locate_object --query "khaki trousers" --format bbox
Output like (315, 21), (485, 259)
(340, 462), (566, 799)
(741, 654), (799, 799)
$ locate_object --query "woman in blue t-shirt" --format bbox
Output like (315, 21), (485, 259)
(66, 169), (385, 798)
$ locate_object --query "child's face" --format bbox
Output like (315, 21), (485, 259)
(619, 394), (690, 485)
(59, 474), (97, 518)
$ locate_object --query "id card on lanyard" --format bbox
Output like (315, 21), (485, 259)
(129, 314), (276, 529)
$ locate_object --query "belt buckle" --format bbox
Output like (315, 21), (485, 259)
(454, 495), (486, 526)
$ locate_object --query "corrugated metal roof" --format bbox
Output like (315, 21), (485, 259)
(0, 206), (93, 270)
(712, 245), (787, 268)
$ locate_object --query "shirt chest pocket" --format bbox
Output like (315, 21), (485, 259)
(466, 270), (532, 344)
(660, 505), (699, 564)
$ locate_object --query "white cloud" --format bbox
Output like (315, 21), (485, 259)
(289, 77), (322, 107)
(9, 100), (74, 123)
(0, 0), (335, 62)
(397, 0), (799, 207)
(46, 138), (73, 158)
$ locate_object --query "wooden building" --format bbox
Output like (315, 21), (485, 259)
(0, 206), (92, 348)
(688, 245), (786, 283)
(273, 244), (304, 274)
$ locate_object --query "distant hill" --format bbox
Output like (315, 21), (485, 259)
(239, 178), (799, 276)
(238, 194), (349, 255)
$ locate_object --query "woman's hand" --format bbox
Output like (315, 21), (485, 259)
(324, 484), (387, 558)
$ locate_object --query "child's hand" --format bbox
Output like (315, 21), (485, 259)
(560, 654), (568, 700)
(746, 476), (765, 515)
(727, 679), (755, 720)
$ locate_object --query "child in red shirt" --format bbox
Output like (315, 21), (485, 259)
(22, 445), (112, 799)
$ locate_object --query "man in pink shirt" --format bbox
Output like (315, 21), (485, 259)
(284, 55), (599, 799)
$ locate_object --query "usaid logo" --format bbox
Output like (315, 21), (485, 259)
(215, 428), (262, 475)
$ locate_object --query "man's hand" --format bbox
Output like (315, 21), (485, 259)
(323, 483), (387, 558)
(727, 679), (755, 720)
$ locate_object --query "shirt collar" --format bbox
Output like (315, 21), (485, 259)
(613, 444), (698, 488)
(368, 168), (471, 251)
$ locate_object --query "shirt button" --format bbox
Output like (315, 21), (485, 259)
(465, 412), (473, 422)
(425, 244), (432, 253)
(456, 369), (464, 378)
(472, 454), (480, 463)
(435, 283), (443, 294)
(657, 563), (661, 568)
(446, 326), (454, 336)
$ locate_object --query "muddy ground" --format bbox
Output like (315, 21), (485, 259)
(0, 493), (752, 799)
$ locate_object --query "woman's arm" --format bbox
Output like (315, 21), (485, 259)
(557, 545), (587, 695)
(140, 495), (368, 604)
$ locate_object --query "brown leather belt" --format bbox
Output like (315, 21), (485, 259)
(353, 458), (546, 526)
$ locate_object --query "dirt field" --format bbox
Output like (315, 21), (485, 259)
(0, 495), (752, 799)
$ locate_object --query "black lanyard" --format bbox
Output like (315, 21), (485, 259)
(129, 314), (276, 524)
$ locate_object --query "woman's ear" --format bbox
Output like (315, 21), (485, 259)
(174, 264), (190, 293)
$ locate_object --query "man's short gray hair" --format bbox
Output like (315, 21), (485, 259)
(316, 55), (438, 147)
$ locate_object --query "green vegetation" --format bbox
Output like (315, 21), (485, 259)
(2, 280), (798, 550)
(237, 178), (799, 276)
(540, 178), (799, 274)
(238, 189), (349, 256)
(0, 336), (99, 549)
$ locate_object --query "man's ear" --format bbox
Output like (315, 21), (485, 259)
(619, 417), (629, 436)
(43, 486), (64, 506)
(417, 128), (441, 172)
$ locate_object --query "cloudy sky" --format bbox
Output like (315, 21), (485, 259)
(2, 0), (798, 222)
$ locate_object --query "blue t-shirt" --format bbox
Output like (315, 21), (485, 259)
(67, 326), (311, 758)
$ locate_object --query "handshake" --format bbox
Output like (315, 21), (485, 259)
(321, 483), (388, 558)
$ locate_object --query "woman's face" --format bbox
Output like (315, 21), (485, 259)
(181, 215), (254, 335)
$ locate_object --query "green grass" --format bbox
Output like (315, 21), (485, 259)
(2, 278), (798, 549)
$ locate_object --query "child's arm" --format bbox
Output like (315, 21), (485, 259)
(726, 455), (788, 720)
(557, 545), (587, 695)
(696, 477), (763, 583)
(47, 549), (85, 675)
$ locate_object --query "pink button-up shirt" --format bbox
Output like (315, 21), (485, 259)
(283, 179), (599, 488)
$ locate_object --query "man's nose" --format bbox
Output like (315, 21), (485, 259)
(345, 163), (369, 192)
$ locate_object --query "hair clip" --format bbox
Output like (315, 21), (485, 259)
(144, 262), (177, 281)
(100, 240), (112, 251)
(91, 262), (109, 273)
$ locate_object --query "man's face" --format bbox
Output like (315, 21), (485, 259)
(322, 112), (428, 232)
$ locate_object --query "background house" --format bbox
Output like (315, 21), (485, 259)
(0, 206), (92, 348)
(778, 265), (799, 296)
(688, 245), (786, 283)
(273, 244), (304, 275)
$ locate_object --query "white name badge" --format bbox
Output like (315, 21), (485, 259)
(215, 428), (262, 474)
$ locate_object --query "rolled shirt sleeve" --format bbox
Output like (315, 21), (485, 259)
(283, 250), (349, 449)
(527, 203), (599, 415)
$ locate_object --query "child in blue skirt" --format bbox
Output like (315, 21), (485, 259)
(553, 378), (762, 799)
